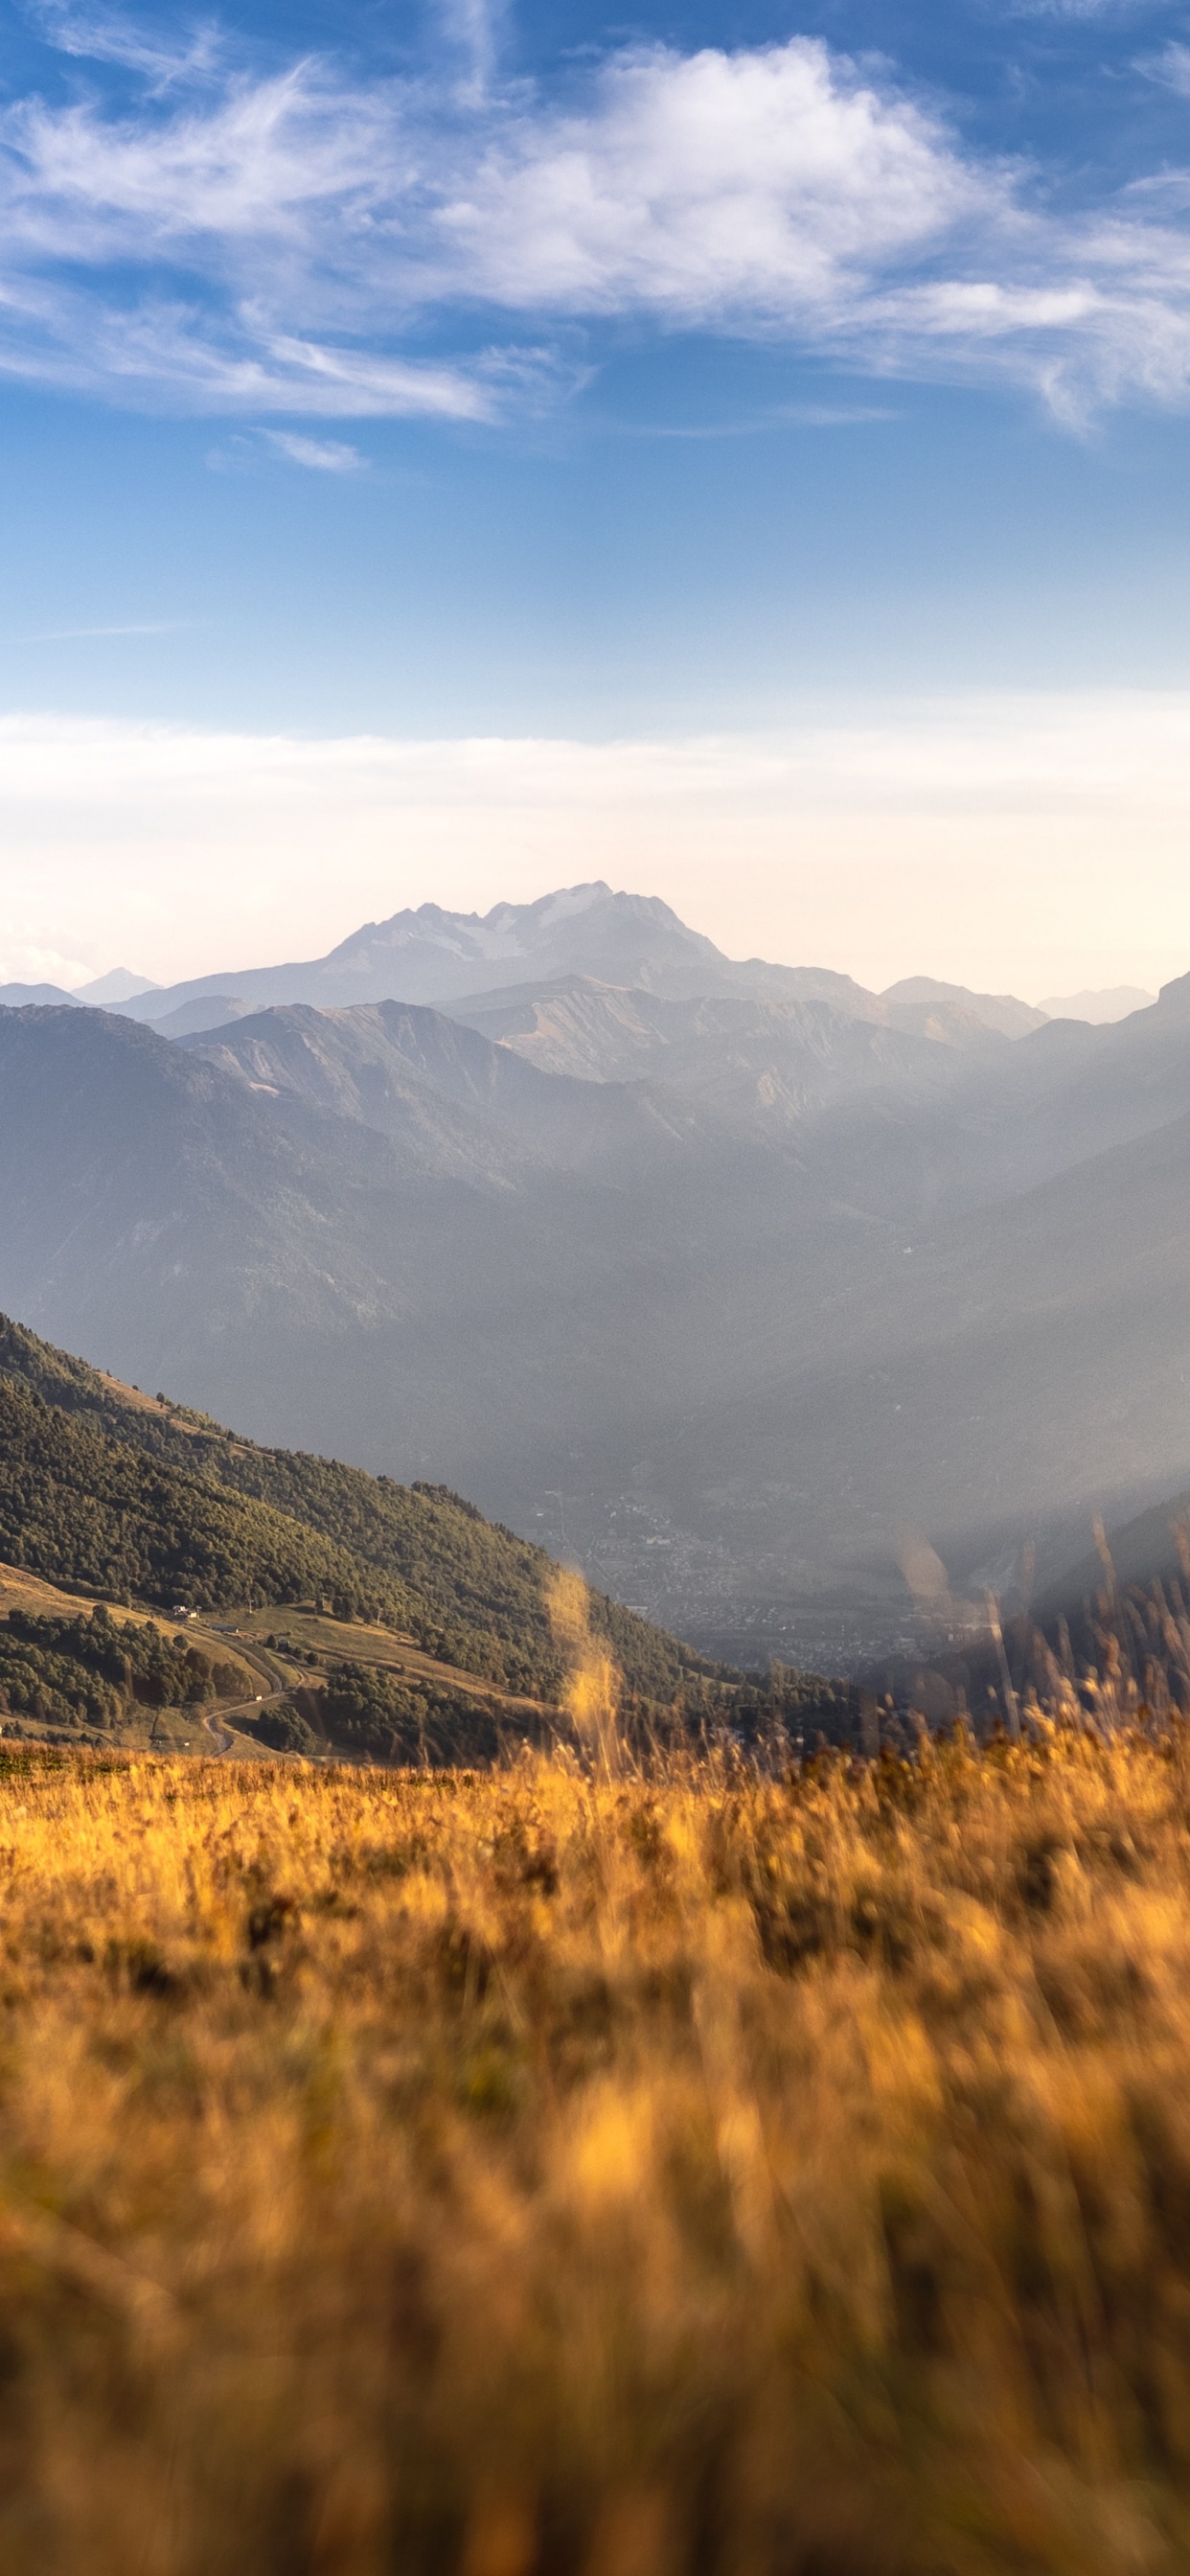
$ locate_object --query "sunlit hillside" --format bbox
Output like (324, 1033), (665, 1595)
(4, 1722), (1190, 2574)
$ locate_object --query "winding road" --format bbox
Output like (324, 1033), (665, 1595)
(188, 1627), (289, 1758)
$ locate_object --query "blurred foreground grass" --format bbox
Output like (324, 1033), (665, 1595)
(2, 1732), (1190, 2573)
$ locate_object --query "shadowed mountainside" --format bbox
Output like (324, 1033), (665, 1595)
(0, 1312), (705, 1703)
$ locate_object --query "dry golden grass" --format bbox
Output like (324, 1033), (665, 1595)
(4, 1728), (1190, 2573)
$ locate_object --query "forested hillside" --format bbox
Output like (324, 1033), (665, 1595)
(0, 1314), (705, 1702)
(0, 1376), (405, 1624)
(0, 1603), (243, 1734)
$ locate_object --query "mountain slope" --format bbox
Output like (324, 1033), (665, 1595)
(879, 978), (1048, 1045)
(182, 998), (684, 1173)
(0, 1372), (400, 1623)
(0, 981), (79, 1007)
(1038, 986), (1156, 1024)
(76, 969), (158, 1005)
(1037, 1484), (1190, 1623)
(0, 1314), (702, 1701)
(184, 989), (968, 1171)
(652, 1098), (1190, 1604)
(0, 1000), (425, 1346)
(821, 968), (1190, 1221)
(0, 1000), (716, 1531)
(449, 978), (966, 1112)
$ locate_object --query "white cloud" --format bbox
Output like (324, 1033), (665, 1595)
(440, 0), (509, 96)
(0, 282), (504, 419)
(8, 69), (380, 245)
(2, 29), (1190, 421)
(2, 697), (1190, 1000)
(26, 3), (222, 86)
(1143, 39), (1190, 94)
(243, 335), (522, 419)
(261, 428), (365, 470)
(0, 927), (92, 986)
(433, 44), (982, 319)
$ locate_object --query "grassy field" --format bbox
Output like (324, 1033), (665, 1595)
(2, 1723), (1190, 2572)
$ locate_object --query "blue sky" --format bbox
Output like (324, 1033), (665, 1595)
(4, 0), (1190, 990)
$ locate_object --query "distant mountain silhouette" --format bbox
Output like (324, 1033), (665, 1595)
(0, 981), (80, 1007)
(878, 977), (1047, 1044)
(76, 967), (159, 1005)
(115, 884), (1047, 1044)
(149, 996), (266, 1040)
(122, 885), (757, 1020)
(0, 970), (157, 1010)
(1038, 985), (1156, 1024)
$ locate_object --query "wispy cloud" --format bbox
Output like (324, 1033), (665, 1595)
(26, 2), (221, 86)
(3, 24), (1190, 425)
(618, 401), (898, 439)
(260, 428), (365, 470)
(1005, 1), (1160, 17)
(440, 0), (509, 98)
(0, 931), (92, 987)
(777, 402), (899, 424)
(1141, 39), (1190, 94)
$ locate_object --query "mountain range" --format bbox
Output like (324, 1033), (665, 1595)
(1, 883), (1187, 1668)
(0, 885), (1145, 1037)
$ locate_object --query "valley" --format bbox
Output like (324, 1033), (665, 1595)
(2, 884), (1188, 1668)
